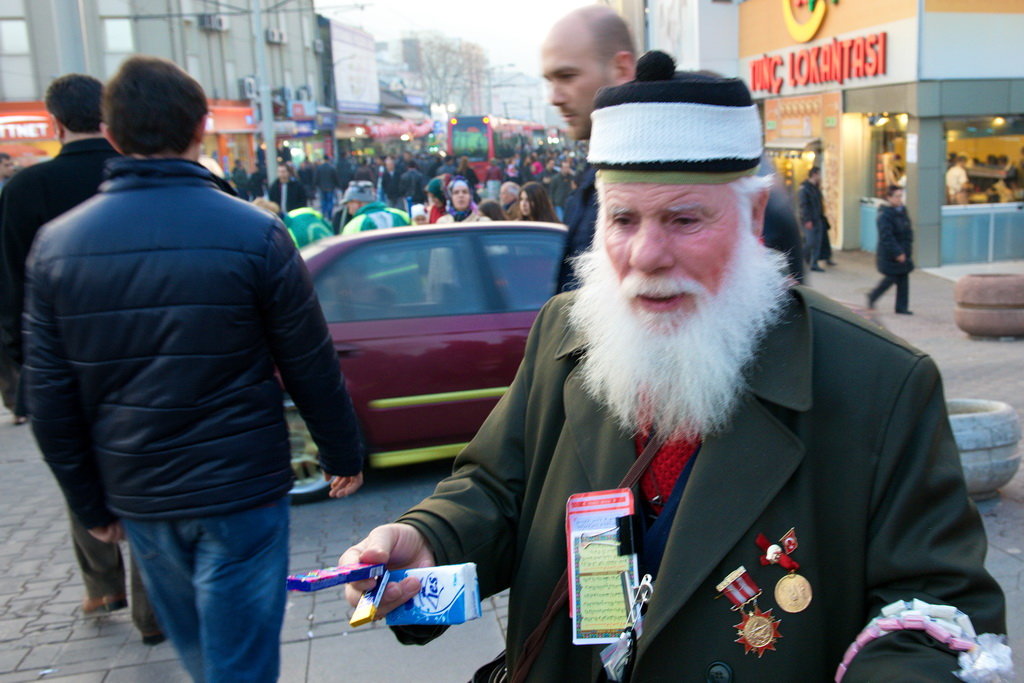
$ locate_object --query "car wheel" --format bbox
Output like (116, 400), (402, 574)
(285, 401), (332, 504)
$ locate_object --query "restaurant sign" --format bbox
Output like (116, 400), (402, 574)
(743, 0), (916, 97)
(749, 32), (887, 94)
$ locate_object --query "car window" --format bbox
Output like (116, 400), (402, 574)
(315, 236), (486, 322)
(480, 232), (562, 310)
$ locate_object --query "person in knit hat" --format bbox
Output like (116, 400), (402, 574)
(338, 52), (1007, 683)
(425, 176), (448, 224)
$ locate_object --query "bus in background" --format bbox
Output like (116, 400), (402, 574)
(446, 115), (547, 185)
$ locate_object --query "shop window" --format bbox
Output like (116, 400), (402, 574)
(102, 17), (134, 78)
(867, 113), (909, 199)
(0, 19), (33, 99)
(0, 18), (27, 52)
(945, 117), (1023, 205)
(103, 18), (133, 52)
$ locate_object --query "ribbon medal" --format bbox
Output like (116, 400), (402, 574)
(756, 528), (813, 614)
(716, 566), (781, 657)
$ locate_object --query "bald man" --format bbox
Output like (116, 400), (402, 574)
(543, 6), (636, 290)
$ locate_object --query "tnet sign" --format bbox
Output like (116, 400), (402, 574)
(0, 115), (54, 141)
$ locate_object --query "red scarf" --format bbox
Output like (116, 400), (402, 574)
(634, 433), (700, 514)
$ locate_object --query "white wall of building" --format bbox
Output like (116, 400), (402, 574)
(919, 11), (1024, 81)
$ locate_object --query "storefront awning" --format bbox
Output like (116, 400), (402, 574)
(765, 137), (820, 150)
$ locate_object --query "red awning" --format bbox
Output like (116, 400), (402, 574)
(369, 120), (434, 139)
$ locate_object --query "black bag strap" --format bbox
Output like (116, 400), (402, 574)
(511, 432), (666, 683)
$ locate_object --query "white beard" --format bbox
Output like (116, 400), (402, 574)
(568, 226), (791, 440)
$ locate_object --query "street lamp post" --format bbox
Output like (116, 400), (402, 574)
(250, 0), (277, 182)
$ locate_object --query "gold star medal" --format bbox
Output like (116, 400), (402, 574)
(734, 605), (782, 657)
(716, 566), (782, 656)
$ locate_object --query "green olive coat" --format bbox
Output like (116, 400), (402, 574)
(399, 286), (1005, 682)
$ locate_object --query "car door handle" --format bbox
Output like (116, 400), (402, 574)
(335, 343), (361, 357)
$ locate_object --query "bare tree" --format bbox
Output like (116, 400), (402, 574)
(408, 32), (488, 113)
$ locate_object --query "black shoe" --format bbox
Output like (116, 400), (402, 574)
(895, 310), (914, 315)
(810, 265), (825, 272)
(825, 260), (837, 266)
(866, 296), (876, 310)
(141, 631), (166, 646)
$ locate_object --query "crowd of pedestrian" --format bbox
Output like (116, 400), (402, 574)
(214, 142), (583, 250)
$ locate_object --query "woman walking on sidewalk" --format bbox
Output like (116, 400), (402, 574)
(868, 184), (914, 314)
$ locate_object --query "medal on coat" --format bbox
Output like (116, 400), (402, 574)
(716, 566), (781, 657)
(756, 528), (813, 614)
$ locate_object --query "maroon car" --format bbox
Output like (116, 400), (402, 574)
(287, 221), (566, 501)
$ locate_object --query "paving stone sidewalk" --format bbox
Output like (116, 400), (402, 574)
(0, 250), (1018, 681)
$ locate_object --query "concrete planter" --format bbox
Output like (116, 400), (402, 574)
(953, 274), (1024, 338)
(948, 399), (1021, 501)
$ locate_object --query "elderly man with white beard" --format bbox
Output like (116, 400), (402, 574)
(339, 53), (1009, 683)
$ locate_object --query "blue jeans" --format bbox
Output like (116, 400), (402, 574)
(123, 499), (289, 683)
(320, 190), (335, 220)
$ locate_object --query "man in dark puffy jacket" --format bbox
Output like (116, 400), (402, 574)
(23, 56), (363, 682)
(0, 72), (162, 644)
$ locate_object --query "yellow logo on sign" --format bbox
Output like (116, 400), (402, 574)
(783, 0), (829, 43)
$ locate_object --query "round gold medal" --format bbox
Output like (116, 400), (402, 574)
(774, 573), (812, 613)
(741, 614), (776, 648)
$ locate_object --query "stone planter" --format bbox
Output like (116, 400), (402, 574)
(947, 399), (1021, 501)
(953, 273), (1024, 338)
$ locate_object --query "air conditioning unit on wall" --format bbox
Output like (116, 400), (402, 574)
(239, 77), (257, 99)
(265, 28), (286, 45)
(199, 14), (228, 32)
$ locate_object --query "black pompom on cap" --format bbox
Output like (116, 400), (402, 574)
(635, 51), (677, 82)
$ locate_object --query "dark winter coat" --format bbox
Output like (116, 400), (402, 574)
(315, 162), (339, 192)
(548, 172), (575, 210)
(268, 179), (308, 212)
(398, 288), (1004, 681)
(399, 168), (426, 204)
(875, 203), (914, 275)
(763, 185), (805, 284)
(556, 165), (598, 291)
(0, 138), (120, 363)
(23, 158), (363, 528)
(798, 178), (825, 229)
(380, 169), (402, 202)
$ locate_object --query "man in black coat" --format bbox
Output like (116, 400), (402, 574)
(543, 7), (636, 290)
(314, 157), (339, 220)
(798, 166), (828, 272)
(335, 152), (354, 193)
(0, 74), (164, 643)
(763, 182), (805, 284)
(267, 162), (308, 214)
(398, 161), (426, 208)
(867, 184), (914, 314)
(23, 57), (364, 681)
(380, 155), (403, 210)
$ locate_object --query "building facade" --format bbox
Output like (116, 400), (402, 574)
(0, 0), (327, 170)
(616, 0), (1024, 266)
